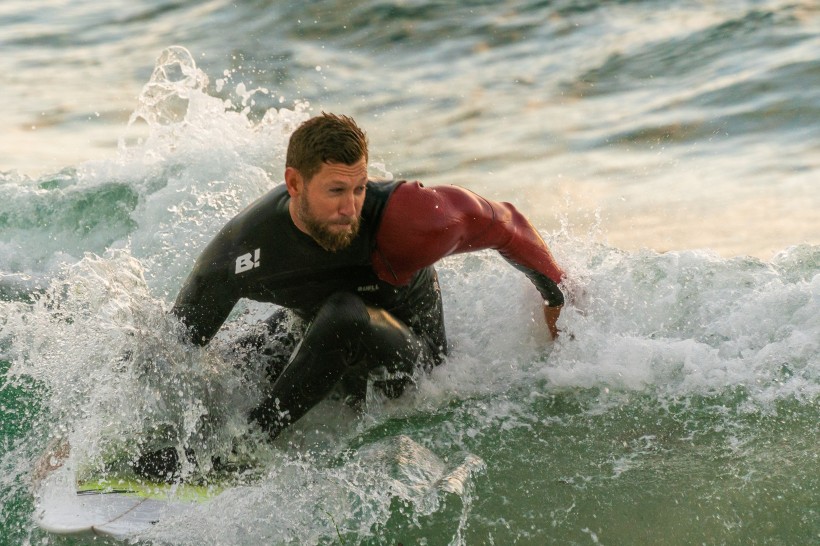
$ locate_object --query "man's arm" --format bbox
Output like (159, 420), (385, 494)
(372, 181), (565, 338)
(172, 271), (237, 345)
(171, 241), (239, 346)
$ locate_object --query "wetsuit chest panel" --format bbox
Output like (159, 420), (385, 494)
(174, 180), (446, 350)
(221, 182), (403, 317)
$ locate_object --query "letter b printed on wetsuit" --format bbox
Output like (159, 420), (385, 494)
(235, 248), (261, 274)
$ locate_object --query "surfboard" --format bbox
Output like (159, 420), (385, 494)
(35, 476), (220, 539)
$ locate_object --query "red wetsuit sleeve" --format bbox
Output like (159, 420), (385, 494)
(372, 182), (565, 305)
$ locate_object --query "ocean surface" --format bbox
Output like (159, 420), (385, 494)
(1, 0), (818, 544)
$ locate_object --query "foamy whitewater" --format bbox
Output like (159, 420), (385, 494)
(1, 1), (819, 544)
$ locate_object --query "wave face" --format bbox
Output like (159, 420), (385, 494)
(1, 1), (819, 544)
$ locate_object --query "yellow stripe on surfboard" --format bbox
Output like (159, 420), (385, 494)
(77, 478), (222, 502)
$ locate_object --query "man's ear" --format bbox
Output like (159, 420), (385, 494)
(284, 167), (304, 198)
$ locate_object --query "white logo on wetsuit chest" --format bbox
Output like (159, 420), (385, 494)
(235, 248), (261, 274)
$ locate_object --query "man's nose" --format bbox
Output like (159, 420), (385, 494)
(339, 192), (357, 216)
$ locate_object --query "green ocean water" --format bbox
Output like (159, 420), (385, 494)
(1, 358), (39, 545)
(2, 233), (818, 544)
(3, 358), (819, 544)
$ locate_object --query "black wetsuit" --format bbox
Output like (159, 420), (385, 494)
(135, 179), (566, 480)
(172, 180), (446, 434)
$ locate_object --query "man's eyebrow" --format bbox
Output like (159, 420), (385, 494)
(325, 180), (367, 189)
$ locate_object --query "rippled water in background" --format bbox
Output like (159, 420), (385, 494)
(1, 1), (818, 544)
(3, 0), (818, 257)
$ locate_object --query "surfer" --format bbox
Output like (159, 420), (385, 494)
(136, 113), (565, 479)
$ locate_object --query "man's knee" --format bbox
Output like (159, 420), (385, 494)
(313, 292), (370, 336)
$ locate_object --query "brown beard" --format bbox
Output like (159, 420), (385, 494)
(296, 195), (360, 252)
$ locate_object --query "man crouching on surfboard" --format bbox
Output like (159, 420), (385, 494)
(136, 112), (566, 479)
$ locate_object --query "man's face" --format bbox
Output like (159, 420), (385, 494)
(286, 158), (368, 252)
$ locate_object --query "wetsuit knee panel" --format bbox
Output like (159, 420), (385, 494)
(313, 292), (371, 337)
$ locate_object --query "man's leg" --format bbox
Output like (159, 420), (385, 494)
(132, 310), (303, 482)
(249, 292), (436, 439)
(232, 308), (305, 380)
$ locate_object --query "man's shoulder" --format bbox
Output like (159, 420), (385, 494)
(366, 179), (403, 199)
(225, 183), (290, 230)
(243, 183), (290, 215)
(362, 179), (403, 223)
(202, 185), (290, 257)
(381, 181), (480, 229)
(376, 181), (497, 253)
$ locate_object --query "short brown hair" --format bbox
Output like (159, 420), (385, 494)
(286, 112), (368, 181)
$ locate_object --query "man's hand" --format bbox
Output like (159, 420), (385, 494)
(32, 438), (71, 486)
(543, 304), (562, 340)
